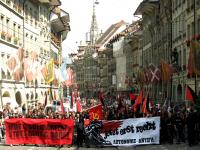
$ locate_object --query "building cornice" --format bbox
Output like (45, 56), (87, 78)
(134, 0), (158, 16)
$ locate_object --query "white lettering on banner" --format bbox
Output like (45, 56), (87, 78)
(101, 117), (160, 146)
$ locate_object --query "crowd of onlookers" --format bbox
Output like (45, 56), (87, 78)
(0, 99), (200, 147)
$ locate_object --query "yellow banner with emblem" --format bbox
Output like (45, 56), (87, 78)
(45, 59), (54, 83)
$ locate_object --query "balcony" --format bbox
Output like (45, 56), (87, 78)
(0, 30), (21, 46)
(1, 0), (23, 16)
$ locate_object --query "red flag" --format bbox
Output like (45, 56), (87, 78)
(76, 98), (82, 113)
(142, 94), (153, 114)
(133, 89), (143, 112)
(60, 98), (65, 114)
(76, 90), (79, 98)
(7, 56), (17, 72)
(84, 119), (90, 127)
(187, 46), (195, 77)
(190, 41), (200, 75)
(186, 85), (197, 104)
(54, 90), (56, 100)
(17, 47), (24, 62)
(41, 65), (47, 79)
(88, 104), (103, 121)
(142, 95), (147, 114)
(99, 90), (104, 106)
(71, 92), (74, 107)
(13, 67), (24, 81)
(117, 98), (124, 112)
(117, 94), (120, 102)
(129, 93), (136, 101)
(65, 67), (73, 86)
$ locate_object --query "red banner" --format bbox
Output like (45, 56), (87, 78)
(5, 118), (74, 145)
(88, 104), (103, 121)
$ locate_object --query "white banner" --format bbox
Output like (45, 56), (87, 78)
(101, 117), (160, 146)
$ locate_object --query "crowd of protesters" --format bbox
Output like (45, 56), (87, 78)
(0, 98), (200, 148)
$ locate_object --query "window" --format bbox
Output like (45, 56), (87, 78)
(7, 70), (11, 79)
(13, 22), (16, 37)
(198, 18), (200, 34)
(178, 50), (182, 67)
(25, 50), (28, 57)
(174, 0), (178, 9)
(34, 11), (38, 27)
(178, 15), (181, 37)
(13, 0), (17, 10)
(187, 0), (190, 12)
(1, 54), (6, 79)
(187, 24), (191, 38)
(30, 8), (33, 25)
(6, 0), (10, 5)
(0, 15), (4, 32)
(17, 25), (20, 35)
(182, 13), (186, 33)
(183, 48), (186, 70)
(198, 0), (200, 5)
(6, 18), (11, 41)
(18, 0), (23, 13)
(192, 22), (194, 35)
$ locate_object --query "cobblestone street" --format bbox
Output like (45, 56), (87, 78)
(0, 143), (200, 150)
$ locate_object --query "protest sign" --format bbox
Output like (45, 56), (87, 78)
(84, 117), (160, 146)
(5, 118), (74, 145)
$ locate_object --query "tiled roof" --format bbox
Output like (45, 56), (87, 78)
(106, 20), (142, 46)
(95, 20), (126, 46)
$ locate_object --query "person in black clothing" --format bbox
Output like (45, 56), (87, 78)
(76, 114), (84, 147)
(22, 104), (26, 116)
(186, 109), (196, 146)
(83, 111), (89, 119)
(166, 112), (174, 144)
(174, 112), (185, 143)
(160, 111), (168, 144)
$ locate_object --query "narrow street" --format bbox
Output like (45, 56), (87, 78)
(1, 0), (200, 150)
(0, 143), (200, 150)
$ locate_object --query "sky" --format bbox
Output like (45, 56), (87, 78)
(60, 0), (143, 57)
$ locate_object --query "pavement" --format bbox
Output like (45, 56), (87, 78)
(1, 138), (200, 150)
(0, 142), (200, 150)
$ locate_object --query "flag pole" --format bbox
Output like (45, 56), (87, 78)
(194, 0), (197, 93)
(59, 35), (63, 101)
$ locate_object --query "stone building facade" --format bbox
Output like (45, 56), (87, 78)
(134, 0), (200, 105)
(0, 0), (70, 108)
(135, 0), (172, 104)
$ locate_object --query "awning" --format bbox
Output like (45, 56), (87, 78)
(51, 15), (70, 33)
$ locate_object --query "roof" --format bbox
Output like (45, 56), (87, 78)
(106, 20), (142, 46)
(95, 20), (127, 47)
(38, 0), (61, 6)
(134, 0), (158, 15)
